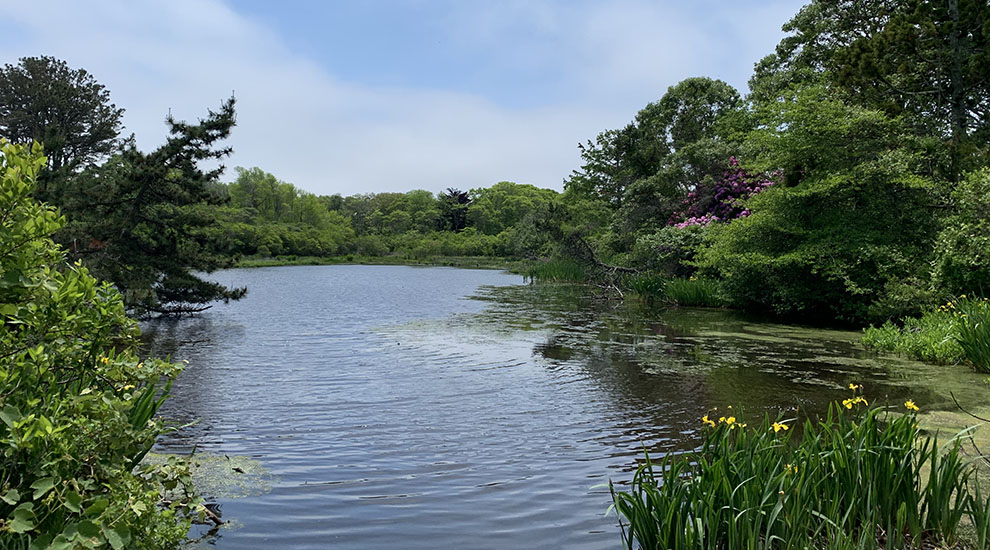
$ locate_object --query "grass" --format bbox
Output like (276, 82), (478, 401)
(610, 393), (990, 549)
(663, 277), (728, 307)
(523, 258), (588, 282)
(622, 271), (667, 301)
(863, 296), (990, 372)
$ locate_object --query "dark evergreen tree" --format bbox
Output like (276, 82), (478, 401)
(59, 98), (246, 315)
(438, 187), (470, 231)
(0, 56), (125, 198)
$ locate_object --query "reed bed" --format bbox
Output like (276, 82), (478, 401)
(864, 296), (990, 372)
(611, 392), (990, 549)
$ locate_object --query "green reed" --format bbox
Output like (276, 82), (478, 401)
(524, 259), (587, 282)
(663, 277), (727, 308)
(864, 295), (990, 373)
(610, 393), (990, 549)
(956, 297), (990, 373)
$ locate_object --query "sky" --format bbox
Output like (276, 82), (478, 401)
(0, 0), (805, 196)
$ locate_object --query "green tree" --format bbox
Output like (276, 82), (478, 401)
(0, 57), (125, 197)
(932, 168), (990, 295)
(698, 88), (938, 323)
(438, 188), (470, 231)
(751, 0), (990, 180)
(58, 98), (246, 316)
(467, 181), (558, 236)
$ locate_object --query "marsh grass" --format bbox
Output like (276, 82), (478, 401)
(956, 298), (990, 372)
(610, 397), (990, 549)
(622, 272), (667, 300)
(863, 296), (990, 373)
(664, 278), (727, 307)
(524, 259), (587, 282)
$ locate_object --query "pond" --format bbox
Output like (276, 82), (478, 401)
(144, 265), (986, 549)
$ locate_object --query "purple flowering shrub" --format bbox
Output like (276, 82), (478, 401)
(670, 157), (776, 228)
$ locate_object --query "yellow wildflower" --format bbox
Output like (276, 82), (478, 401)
(772, 422), (790, 433)
(842, 396), (868, 409)
(849, 383), (861, 391)
(702, 415), (716, 427)
(725, 416), (736, 425)
(904, 400), (919, 412)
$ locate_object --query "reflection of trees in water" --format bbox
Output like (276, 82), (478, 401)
(477, 283), (940, 457)
(142, 316), (247, 453)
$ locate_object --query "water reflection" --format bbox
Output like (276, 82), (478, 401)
(147, 267), (985, 550)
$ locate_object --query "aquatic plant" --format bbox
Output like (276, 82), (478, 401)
(663, 277), (727, 308)
(622, 272), (667, 300)
(610, 390), (990, 549)
(524, 259), (587, 283)
(864, 295), (990, 372)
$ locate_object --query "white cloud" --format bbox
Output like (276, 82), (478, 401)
(0, 0), (801, 196)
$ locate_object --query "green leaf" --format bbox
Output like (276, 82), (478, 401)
(103, 525), (131, 550)
(1, 488), (20, 505)
(27, 533), (51, 550)
(46, 534), (74, 550)
(30, 477), (55, 500)
(83, 497), (108, 518)
(76, 519), (100, 538)
(9, 503), (36, 533)
(0, 404), (21, 428)
(63, 490), (82, 513)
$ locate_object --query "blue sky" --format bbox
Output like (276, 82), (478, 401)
(0, 0), (805, 196)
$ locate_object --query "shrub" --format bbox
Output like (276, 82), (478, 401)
(0, 142), (196, 547)
(611, 394), (989, 549)
(630, 225), (709, 277)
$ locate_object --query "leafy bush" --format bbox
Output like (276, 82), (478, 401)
(630, 225), (709, 277)
(611, 394), (989, 549)
(0, 142), (196, 548)
(696, 156), (936, 325)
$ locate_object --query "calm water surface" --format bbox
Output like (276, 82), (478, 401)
(144, 265), (984, 549)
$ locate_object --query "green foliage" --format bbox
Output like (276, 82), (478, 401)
(631, 225), (709, 277)
(467, 181), (558, 236)
(524, 259), (587, 283)
(611, 396), (987, 549)
(663, 278), (727, 308)
(698, 90), (938, 324)
(57, 98), (246, 316)
(620, 272), (666, 301)
(0, 57), (124, 182)
(565, 77), (745, 213)
(932, 169), (990, 296)
(955, 297), (990, 372)
(863, 295), (990, 372)
(0, 141), (195, 548)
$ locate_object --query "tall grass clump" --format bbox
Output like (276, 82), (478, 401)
(863, 295), (990, 372)
(622, 272), (667, 301)
(663, 277), (727, 307)
(610, 391), (990, 549)
(524, 258), (587, 282)
(956, 297), (990, 372)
